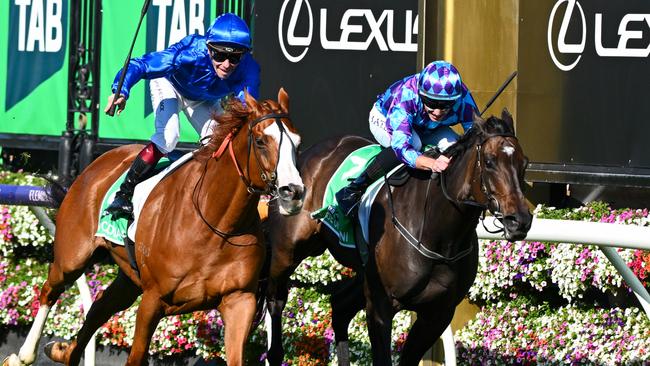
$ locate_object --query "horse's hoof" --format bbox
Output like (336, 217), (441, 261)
(44, 341), (68, 363)
(3, 354), (22, 366)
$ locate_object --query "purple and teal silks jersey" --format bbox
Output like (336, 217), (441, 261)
(375, 74), (478, 167)
(111, 34), (260, 102)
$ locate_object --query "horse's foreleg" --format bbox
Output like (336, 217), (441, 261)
(3, 257), (89, 366)
(2, 303), (51, 366)
(364, 274), (394, 366)
(265, 265), (295, 366)
(220, 291), (256, 366)
(126, 292), (163, 366)
(331, 274), (365, 366)
(398, 309), (454, 366)
(44, 270), (142, 365)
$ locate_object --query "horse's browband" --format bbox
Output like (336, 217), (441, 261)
(249, 113), (290, 127)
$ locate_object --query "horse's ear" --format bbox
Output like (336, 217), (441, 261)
(501, 108), (515, 133)
(278, 87), (290, 113)
(472, 109), (486, 132)
(244, 91), (259, 111)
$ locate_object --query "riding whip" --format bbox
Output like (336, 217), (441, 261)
(479, 71), (517, 117)
(107, 0), (152, 116)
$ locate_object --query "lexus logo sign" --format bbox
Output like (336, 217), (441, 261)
(547, 0), (586, 71)
(547, 0), (650, 72)
(278, 0), (418, 63)
(278, 0), (313, 63)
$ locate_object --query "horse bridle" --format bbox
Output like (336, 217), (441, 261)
(194, 112), (294, 239)
(440, 132), (519, 218)
(215, 112), (294, 195)
(387, 132), (518, 263)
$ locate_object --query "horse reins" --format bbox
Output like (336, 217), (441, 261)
(193, 113), (293, 240)
(386, 132), (518, 262)
(386, 176), (474, 263)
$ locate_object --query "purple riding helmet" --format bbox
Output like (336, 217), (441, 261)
(417, 61), (463, 101)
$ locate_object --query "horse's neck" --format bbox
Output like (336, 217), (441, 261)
(444, 143), (481, 209)
(198, 138), (261, 233)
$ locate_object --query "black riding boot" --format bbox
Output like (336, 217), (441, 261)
(335, 172), (372, 217)
(105, 156), (156, 219)
(335, 147), (402, 217)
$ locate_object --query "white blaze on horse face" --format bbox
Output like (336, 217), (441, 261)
(263, 122), (304, 189)
(502, 146), (515, 156)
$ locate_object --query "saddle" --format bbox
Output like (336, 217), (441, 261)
(95, 151), (192, 274)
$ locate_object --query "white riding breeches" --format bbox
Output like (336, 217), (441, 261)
(149, 77), (223, 153)
(368, 105), (460, 152)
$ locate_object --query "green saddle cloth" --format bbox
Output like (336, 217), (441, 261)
(311, 145), (381, 248)
(95, 158), (173, 245)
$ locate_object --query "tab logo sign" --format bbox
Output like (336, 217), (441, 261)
(548, 0), (650, 71)
(278, 0), (418, 63)
(6, 0), (68, 110)
(144, 0), (210, 116)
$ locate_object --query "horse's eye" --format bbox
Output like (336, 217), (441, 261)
(255, 137), (265, 147)
(485, 154), (497, 169)
(485, 156), (496, 169)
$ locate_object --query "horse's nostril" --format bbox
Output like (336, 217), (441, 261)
(288, 184), (305, 200)
(278, 186), (293, 200)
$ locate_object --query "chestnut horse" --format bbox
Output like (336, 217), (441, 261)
(3, 89), (305, 366)
(264, 110), (532, 365)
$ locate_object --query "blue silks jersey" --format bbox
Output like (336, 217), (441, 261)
(111, 33), (260, 102)
(374, 74), (478, 167)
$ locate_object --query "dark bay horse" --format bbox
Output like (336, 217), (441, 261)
(264, 110), (532, 365)
(3, 89), (305, 366)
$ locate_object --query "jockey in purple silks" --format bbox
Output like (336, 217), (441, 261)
(336, 60), (479, 216)
(103, 13), (260, 219)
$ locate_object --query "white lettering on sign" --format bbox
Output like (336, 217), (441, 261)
(278, 0), (418, 63)
(548, 0), (650, 71)
(15, 0), (63, 52)
(153, 0), (205, 51)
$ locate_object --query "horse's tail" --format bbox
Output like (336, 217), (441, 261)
(44, 176), (72, 208)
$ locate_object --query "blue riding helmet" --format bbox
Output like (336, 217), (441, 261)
(418, 61), (463, 101)
(206, 13), (251, 51)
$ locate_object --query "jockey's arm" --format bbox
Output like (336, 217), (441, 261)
(459, 85), (480, 132)
(387, 100), (450, 172)
(110, 36), (194, 100)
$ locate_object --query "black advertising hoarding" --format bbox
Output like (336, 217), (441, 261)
(519, 0), (650, 186)
(253, 0), (418, 147)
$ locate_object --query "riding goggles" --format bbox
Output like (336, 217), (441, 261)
(420, 95), (456, 111)
(208, 45), (245, 64)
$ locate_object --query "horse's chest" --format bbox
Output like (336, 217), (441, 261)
(389, 265), (461, 304)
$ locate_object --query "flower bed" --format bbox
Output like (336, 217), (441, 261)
(458, 203), (650, 365)
(1, 170), (650, 364)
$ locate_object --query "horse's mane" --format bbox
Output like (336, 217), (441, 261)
(194, 99), (251, 162)
(442, 115), (515, 160)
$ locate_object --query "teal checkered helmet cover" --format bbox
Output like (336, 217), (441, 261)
(418, 61), (463, 101)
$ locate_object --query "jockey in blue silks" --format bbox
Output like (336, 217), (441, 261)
(336, 60), (479, 216)
(103, 13), (260, 219)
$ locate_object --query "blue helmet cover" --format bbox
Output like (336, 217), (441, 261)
(206, 13), (251, 50)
